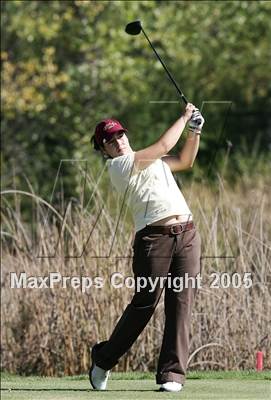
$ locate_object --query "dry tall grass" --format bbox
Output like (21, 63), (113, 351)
(1, 169), (270, 375)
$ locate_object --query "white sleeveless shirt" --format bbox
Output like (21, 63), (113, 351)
(107, 152), (192, 232)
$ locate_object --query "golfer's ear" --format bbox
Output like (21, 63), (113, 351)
(101, 148), (110, 159)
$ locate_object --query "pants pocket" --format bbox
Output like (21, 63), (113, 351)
(142, 233), (163, 242)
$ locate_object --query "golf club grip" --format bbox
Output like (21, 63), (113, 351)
(141, 28), (189, 105)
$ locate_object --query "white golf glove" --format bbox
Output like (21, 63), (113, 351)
(188, 109), (205, 134)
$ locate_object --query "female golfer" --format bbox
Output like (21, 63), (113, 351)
(89, 103), (204, 392)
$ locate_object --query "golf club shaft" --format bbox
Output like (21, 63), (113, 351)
(141, 28), (188, 105)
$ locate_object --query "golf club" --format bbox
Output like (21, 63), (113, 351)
(125, 20), (188, 105)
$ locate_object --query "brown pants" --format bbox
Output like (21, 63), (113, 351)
(93, 224), (201, 384)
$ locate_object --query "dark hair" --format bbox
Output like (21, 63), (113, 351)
(90, 135), (112, 159)
(90, 134), (102, 151)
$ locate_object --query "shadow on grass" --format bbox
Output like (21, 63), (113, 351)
(1, 388), (159, 392)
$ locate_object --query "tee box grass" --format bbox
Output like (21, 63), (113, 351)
(1, 371), (270, 400)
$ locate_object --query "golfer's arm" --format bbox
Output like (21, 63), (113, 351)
(134, 115), (188, 170)
(162, 132), (200, 172)
(157, 115), (188, 152)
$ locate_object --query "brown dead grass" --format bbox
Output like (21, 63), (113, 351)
(1, 172), (270, 375)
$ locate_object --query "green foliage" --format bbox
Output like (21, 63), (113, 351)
(1, 0), (271, 200)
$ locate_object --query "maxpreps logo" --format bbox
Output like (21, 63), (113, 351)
(104, 121), (117, 131)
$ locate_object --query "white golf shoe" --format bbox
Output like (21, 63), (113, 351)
(89, 362), (110, 390)
(160, 381), (183, 392)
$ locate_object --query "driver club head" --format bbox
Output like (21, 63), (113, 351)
(125, 20), (142, 35)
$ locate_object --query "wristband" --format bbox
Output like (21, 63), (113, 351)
(188, 127), (201, 135)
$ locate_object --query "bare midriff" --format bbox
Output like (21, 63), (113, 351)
(150, 215), (192, 226)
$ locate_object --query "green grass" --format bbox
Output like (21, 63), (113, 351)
(1, 372), (270, 400)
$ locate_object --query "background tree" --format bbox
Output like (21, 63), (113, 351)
(2, 0), (270, 200)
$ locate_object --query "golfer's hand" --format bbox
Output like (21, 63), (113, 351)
(188, 109), (205, 134)
(183, 103), (195, 123)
